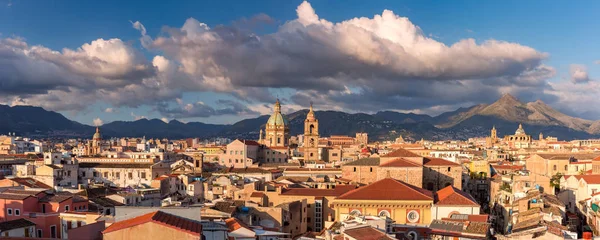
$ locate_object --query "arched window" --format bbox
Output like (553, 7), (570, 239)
(407, 210), (420, 223)
(350, 210), (362, 216)
(309, 124), (315, 134)
(553, 165), (557, 171)
(353, 167), (357, 172)
(378, 210), (391, 218)
(370, 167), (373, 172)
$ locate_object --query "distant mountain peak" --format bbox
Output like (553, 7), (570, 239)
(496, 93), (522, 105)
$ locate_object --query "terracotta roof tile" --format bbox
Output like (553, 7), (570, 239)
(250, 192), (265, 198)
(343, 226), (394, 240)
(424, 157), (460, 167)
(103, 211), (202, 236)
(381, 148), (421, 158)
(0, 218), (36, 231)
(281, 185), (356, 197)
(3, 178), (52, 189)
(379, 158), (421, 168)
(344, 158), (380, 166)
(336, 178), (432, 201)
(224, 217), (252, 232)
(435, 186), (478, 206)
(580, 175), (600, 184)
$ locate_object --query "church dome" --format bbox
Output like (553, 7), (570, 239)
(93, 127), (102, 140)
(267, 99), (289, 127)
(515, 124), (526, 135)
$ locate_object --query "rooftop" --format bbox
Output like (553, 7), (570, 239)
(379, 158), (421, 168)
(336, 178), (432, 201)
(103, 211), (202, 236)
(381, 148), (421, 158)
(344, 158), (380, 166)
(435, 186), (479, 206)
(0, 218), (36, 231)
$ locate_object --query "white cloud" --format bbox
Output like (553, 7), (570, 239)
(130, 112), (147, 120)
(104, 108), (115, 113)
(93, 118), (104, 126)
(570, 64), (590, 84)
(0, 1), (565, 118)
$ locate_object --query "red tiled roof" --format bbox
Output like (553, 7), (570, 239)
(580, 175), (600, 184)
(225, 217), (252, 232)
(343, 226), (394, 240)
(242, 140), (260, 146)
(379, 158), (421, 168)
(103, 211), (202, 236)
(3, 178), (52, 189)
(424, 157), (460, 167)
(336, 178), (432, 201)
(381, 148), (421, 158)
(467, 214), (489, 223)
(435, 186), (478, 206)
(281, 185), (356, 197)
(250, 192), (265, 198)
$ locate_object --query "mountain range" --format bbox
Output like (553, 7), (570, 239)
(2, 94), (600, 141)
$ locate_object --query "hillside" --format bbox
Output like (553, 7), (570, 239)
(2, 93), (600, 141)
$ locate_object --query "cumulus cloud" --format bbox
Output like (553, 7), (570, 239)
(0, 1), (563, 119)
(134, 1), (553, 113)
(570, 64), (590, 84)
(104, 108), (115, 113)
(93, 118), (104, 126)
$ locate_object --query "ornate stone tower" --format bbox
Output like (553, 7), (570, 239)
(491, 125), (497, 142)
(304, 103), (319, 161)
(265, 99), (290, 147)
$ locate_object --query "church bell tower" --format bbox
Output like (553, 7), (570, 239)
(304, 103), (319, 161)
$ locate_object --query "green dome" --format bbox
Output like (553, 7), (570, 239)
(93, 127), (102, 140)
(267, 112), (289, 126)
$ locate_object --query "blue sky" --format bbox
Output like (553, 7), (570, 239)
(1, 0), (599, 125)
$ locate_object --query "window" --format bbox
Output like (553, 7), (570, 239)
(448, 167), (451, 172)
(65, 205), (70, 211)
(37, 229), (42, 238)
(350, 210), (361, 216)
(128, 173), (133, 179)
(116, 172), (120, 178)
(141, 172), (146, 179)
(407, 210), (420, 223)
(50, 226), (57, 238)
(370, 167), (373, 172)
(93, 172), (97, 177)
(353, 167), (357, 172)
(103, 172), (108, 178)
(378, 210), (391, 218)
(82, 171), (86, 177)
(7, 208), (12, 215)
(14, 209), (20, 216)
(565, 165), (568, 171)
(553, 165), (557, 171)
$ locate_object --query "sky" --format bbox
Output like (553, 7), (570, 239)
(1, 0), (599, 125)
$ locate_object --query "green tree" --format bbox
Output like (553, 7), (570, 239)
(550, 172), (563, 188)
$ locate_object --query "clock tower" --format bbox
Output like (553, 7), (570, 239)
(304, 103), (319, 161)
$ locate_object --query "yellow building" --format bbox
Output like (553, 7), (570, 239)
(196, 147), (225, 155)
(332, 178), (433, 226)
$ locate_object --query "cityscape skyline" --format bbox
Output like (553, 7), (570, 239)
(1, 0), (599, 126)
